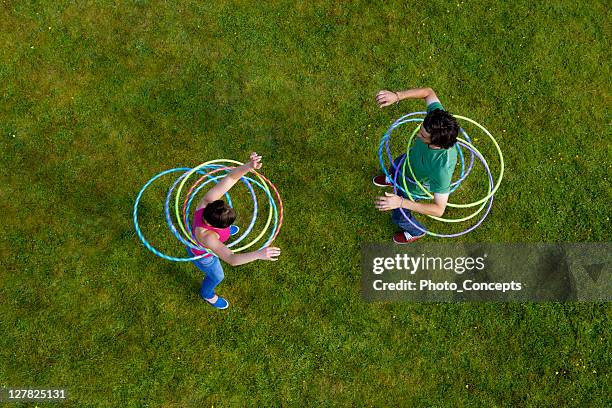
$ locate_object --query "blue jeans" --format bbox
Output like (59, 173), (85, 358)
(186, 248), (225, 299)
(389, 154), (427, 236)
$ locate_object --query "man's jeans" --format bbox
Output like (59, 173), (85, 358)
(389, 154), (427, 237)
(186, 248), (225, 300)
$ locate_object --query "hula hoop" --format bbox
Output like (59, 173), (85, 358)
(165, 169), (257, 252)
(379, 112), (475, 199)
(251, 168), (284, 243)
(164, 167), (235, 252)
(181, 173), (279, 250)
(394, 143), (494, 238)
(134, 163), (283, 262)
(166, 167), (278, 253)
(181, 167), (258, 248)
(403, 115), (504, 208)
(174, 159), (283, 252)
(400, 139), (490, 223)
(175, 160), (265, 245)
(401, 128), (491, 223)
(382, 113), (474, 189)
(133, 168), (213, 262)
(378, 111), (503, 236)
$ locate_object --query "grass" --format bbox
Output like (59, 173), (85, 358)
(0, 0), (610, 406)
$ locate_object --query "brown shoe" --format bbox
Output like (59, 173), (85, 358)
(393, 231), (426, 244)
(372, 175), (392, 187)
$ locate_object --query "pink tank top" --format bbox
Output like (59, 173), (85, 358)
(191, 208), (231, 257)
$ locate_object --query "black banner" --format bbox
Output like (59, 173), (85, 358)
(361, 243), (611, 302)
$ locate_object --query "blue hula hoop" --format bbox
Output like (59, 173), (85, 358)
(182, 175), (267, 249)
(393, 141), (494, 238)
(134, 166), (279, 262)
(183, 172), (258, 248)
(163, 167), (255, 251)
(163, 166), (236, 252)
(379, 112), (474, 199)
(181, 173), (279, 250)
(133, 168), (210, 262)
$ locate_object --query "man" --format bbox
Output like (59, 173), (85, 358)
(374, 87), (460, 244)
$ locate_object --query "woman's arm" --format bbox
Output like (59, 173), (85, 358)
(196, 152), (262, 210)
(199, 230), (281, 266)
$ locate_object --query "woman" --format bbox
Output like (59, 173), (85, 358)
(187, 152), (281, 310)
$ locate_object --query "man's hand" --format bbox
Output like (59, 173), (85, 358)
(375, 192), (404, 211)
(247, 152), (262, 170)
(258, 246), (281, 261)
(376, 90), (400, 108)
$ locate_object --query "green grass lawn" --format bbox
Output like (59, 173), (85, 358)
(1, 0), (610, 406)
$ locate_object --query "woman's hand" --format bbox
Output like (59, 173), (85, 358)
(376, 90), (400, 108)
(247, 152), (262, 170)
(258, 246), (281, 261)
(375, 192), (404, 211)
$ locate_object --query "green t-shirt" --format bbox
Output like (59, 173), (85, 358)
(405, 102), (457, 196)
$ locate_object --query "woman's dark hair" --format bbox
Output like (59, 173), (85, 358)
(202, 200), (236, 228)
(423, 109), (459, 149)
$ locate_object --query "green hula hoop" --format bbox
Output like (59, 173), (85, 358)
(174, 159), (274, 252)
(404, 115), (504, 209)
(402, 130), (491, 223)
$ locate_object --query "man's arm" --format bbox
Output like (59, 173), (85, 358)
(195, 152), (262, 211)
(376, 87), (440, 108)
(402, 193), (448, 217)
(375, 192), (448, 217)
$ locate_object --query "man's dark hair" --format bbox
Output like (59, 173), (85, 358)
(202, 200), (236, 228)
(423, 109), (459, 149)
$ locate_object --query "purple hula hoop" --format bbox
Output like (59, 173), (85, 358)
(393, 141), (494, 238)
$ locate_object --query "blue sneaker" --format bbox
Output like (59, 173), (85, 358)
(229, 225), (240, 236)
(204, 296), (229, 310)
